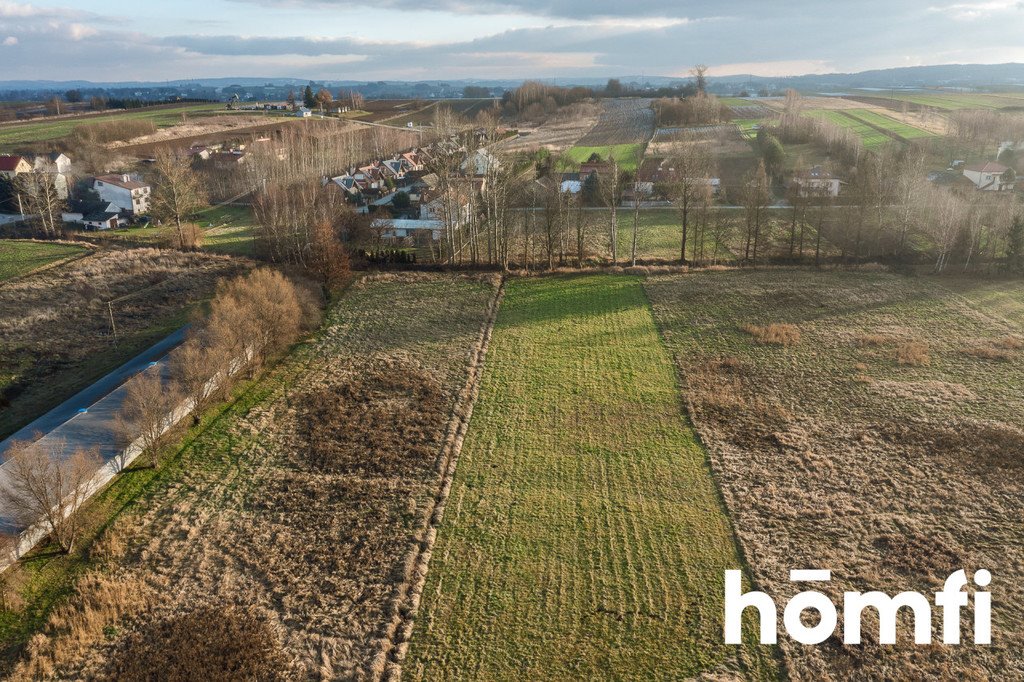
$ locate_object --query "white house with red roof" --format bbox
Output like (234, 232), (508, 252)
(0, 155), (32, 179)
(963, 161), (1016, 191)
(94, 174), (151, 214)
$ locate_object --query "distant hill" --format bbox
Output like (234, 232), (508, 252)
(2, 63), (1023, 97)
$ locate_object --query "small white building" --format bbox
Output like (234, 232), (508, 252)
(963, 162), (1016, 192)
(791, 165), (841, 198)
(94, 174), (151, 214)
(382, 219), (443, 240)
(296, 107), (313, 118)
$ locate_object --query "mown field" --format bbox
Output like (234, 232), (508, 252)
(0, 103), (224, 149)
(846, 108), (934, 140)
(2, 273), (500, 679)
(806, 109), (892, 148)
(407, 275), (777, 680)
(560, 143), (644, 171)
(646, 269), (1024, 679)
(0, 240), (86, 281)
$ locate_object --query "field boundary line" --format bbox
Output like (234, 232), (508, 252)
(371, 274), (506, 682)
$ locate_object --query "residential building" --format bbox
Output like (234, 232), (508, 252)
(963, 161), (1016, 191)
(791, 165), (842, 198)
(0, 155), (31, 179)
(94, 174), (151, 214)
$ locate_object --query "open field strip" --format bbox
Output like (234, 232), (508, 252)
(645, 269), (1024, 679)
(806, 109), (892, 148)
(0, 103), (224, 148)
(0, 240), (88, 282)
(844, 108), (935, 140)
(0, 274), (501, 678)
(407, 275), (778, 680)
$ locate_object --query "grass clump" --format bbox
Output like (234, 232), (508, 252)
(895, 340), (930, 366)
(741, 322), (801, 346)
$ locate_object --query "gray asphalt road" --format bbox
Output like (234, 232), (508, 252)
(0, 325), (189, 459)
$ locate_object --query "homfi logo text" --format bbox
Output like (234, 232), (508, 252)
(724, 569), (991, 645)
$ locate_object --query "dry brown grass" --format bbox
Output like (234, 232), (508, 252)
(0, 247), (249, 439)
(105, 606), (292, 682)
(741, 322), (801, 346)
(963, 336), (1023, 362)
(13, 274), (500, 679)
(895, 340), (931, 366)
(647, 269), (1024, 679)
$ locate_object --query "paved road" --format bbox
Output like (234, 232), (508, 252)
(0, 326), (188, 460)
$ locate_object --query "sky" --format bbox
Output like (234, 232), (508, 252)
(1, 0), (1024, 82)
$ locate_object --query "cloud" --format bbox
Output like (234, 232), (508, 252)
(2, 36), (18, 46)
(927, 0), (1023, 19)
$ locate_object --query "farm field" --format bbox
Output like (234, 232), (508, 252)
(406, 275), (777, 680)
(845, 108), (935, 140)
(0, 103), (225, 149)
(1, 273), (501, 679)
(560, 142), (644, 171)
(850, 91), (1024, 110)
(575, 98), (655, 147)
(0, 248), (248, 441)
(806, 109), (892, 148)
(646, 269), (1024, 679)
(0, 240), (87, 281)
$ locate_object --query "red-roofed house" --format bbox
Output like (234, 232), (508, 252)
(0, 155), (31, 179)
(963, 162), (1015, 192)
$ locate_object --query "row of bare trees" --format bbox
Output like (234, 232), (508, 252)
(0, 269), (322, 561)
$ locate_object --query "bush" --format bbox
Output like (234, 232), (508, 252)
(895, 341), (930, 366)
(741, 323), (801, 346)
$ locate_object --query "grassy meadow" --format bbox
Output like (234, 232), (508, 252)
(407, 275), (777, 680)
(0, 240), (86, 281)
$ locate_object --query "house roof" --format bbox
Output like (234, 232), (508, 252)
(95, 174), (148, 190)
(964, 161), (1010, 174)
(0, 156), (26, 171)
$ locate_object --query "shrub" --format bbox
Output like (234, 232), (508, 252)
(895, 341), (930, 366)
(107, 606), (291, 682)
(741, 323), (801, 346)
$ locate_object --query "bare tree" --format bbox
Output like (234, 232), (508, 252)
(116, 366), (183, 468)
(0, 440), (101, 554)
(150, 150), (208, 250)
(600, 158), (622, 264)
(666, 136), (713, 263)
(742, 161), (772, 265)
(16, 171), (65, 238)
(170, 334), (231, 425)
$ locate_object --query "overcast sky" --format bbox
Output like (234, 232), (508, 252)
(1, 0), (1024, 82)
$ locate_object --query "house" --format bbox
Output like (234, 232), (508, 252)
(63, 202), (125, 230)
(0, 155), (31, 179)
(210, 150), (247, 169)
(327, 174), (362, 202)
(791, 165), (842, 198)
(94, 174), (151, 214)
(579, 153), (610, 180)
(461, 148), (499, 177)
(560, 172), (583, 194)
(381, 218), (444, 240)
(29, 152), (71, 175)
(963, 161), (1016, 191)
(296, 107), (313, 118)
